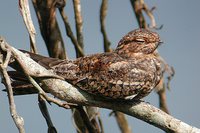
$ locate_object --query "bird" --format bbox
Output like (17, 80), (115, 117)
(8, 28), (163, 100)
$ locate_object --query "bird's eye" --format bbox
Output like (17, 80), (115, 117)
(135, 38), (145, 43)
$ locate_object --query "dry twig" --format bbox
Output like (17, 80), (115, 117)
(59, 7), (84, 57)
(38, 96), (57, 133)
(0, 38), (25, 133)
(155, 53), (175, 113)
(73, 0), (84, 54)
(75, 106), (99, 133)
(109, 111), (132, 133)
(19, 0), (37, 53)
(155, 78), (170, 114)
(100, 0), (111, 52)
(97, 114), (104, 133)
(130, 0), (162, 29)
(130, 0), (147, 28)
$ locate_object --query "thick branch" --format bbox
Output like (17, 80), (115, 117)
(0, 38), (199, 133)
(41, 79), (200, 133)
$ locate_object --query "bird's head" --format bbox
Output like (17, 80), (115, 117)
(115, 28), (162, 56)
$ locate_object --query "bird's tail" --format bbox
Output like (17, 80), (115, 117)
(2, 71), (39, 95)
(3, 50), (59, 95)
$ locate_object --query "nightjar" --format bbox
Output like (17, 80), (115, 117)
(10, 28), (163, 100)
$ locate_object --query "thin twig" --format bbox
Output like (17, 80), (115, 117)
(100, 0), (111, 52)
(156, 78), (170, 114)
(130, 0), (162, 29)
(19, 0), (37, 53)
(73, 0), (84, 54)
(0, 40), (25, 133)
(97, 114), (104, 133)
(0, 68), (25, 133)
(59, 7), (84, 57)
(75, 106), (98, 133)
(27, 75), (73, 110)
(113, 112), (132, 133)
(86, 106), (101, 133)
(72, 108), (88, 133)
(130, 0), (147, 28)
(140, 0), (156, 28)
(164, 64), (175, 90)
(38, 96), (57, 133)
(155, 52), (175, 114)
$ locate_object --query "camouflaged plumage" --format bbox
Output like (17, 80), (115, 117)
(11, 28), (163, 100)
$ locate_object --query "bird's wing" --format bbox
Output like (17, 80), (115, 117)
(106, 59), (155, 99)
(73, 53), (156, 99)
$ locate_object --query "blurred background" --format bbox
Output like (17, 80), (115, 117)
(0, 0), (200, 132)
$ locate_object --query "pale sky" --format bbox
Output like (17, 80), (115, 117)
(0, 1), (200, 133)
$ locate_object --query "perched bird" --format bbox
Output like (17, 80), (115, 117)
(9, 28), (163, 100)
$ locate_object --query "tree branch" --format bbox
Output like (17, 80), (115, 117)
(130, 0), (162, 29)
(0, 40), (25, 133)
(130, 0), (147, 28)
(59, 6), (84, 57)
(110, 111), (132, 133)
(100, 0), (111, 52)
(73, 0), (84, 51)
(75, 106), (99, 133)
(0, 37), (199, 133)
(32, 0), (67, 59)
(19, 0), (37, 53)
(38, 96), (57, 133)
(155, 78), (169, 114)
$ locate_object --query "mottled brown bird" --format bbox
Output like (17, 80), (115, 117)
(10, 28), (163, 100)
